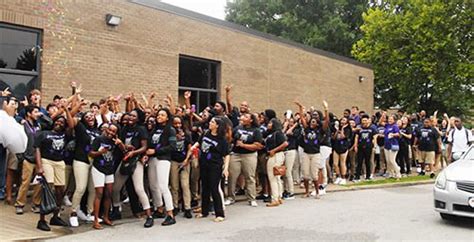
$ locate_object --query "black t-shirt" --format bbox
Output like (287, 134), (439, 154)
(411, 121), (422, 144)
(171, 131), (191, 162)
(74, 122), (101, 163)
(91, 135), (119, 175)
(199, 131), (230, 166)
(120, 125), (148, 150)
(286, 126), (300, 150)
(417, 127), (439, 152)
(302, 127), (324, 154)
(265, 130), (287, 151)
(228, 109), (240, 128)
(321, 124), (334, 147)
(376, 126), (385, 146)
(399, 125), (412, 147)
(34, 130), (70, 161)
(148, 124), (177, 161)
(333, 126), (352, 154)
(232, 125), (263, 154)
(356, 126), (377, 149)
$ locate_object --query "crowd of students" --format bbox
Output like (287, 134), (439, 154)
(0, 83), (472, 232)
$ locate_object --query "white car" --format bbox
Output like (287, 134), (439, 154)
(433, 145), (474, 220)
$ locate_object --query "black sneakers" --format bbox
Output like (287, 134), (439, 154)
(161, 216), (176, 226)
(235, 188), (245, 196)
(37, 220), (51, 231)
(172, 208), (180, 216)
(184, 209), (192, 219)
(144, 216), (154, 228)
(109, 207), (122, 221)
(430, 173), (436, 179)
(153, 210), (166, 219)
(191, 200), (198, 208)
(50, 216), (68, 227)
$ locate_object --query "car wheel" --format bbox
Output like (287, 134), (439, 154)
(440, 213), (456, 220)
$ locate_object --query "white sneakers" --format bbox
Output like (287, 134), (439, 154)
(224, 199), (235, 206)
(76, 209), (88, 221)
(334, 177), (342, 184)
(339, 179), (347, 185)
(249, 201), (258, 207)
(63, 196), (72, 207)
(69, 215), (79, 227)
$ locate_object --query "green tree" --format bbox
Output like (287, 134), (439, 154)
(353, 0), (473, 117)
(225, 0), (369, 57)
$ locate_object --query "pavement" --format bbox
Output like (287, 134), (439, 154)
(40, 184), (474, 242)
(0, 175), (446, 241)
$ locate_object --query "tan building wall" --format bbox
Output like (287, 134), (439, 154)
(1, 0), (374, 117)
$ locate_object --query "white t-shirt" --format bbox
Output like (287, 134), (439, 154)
(447, 127), (474, 153)
(0, 110), (27, 154)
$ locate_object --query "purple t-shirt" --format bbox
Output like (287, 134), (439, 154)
(384, 123), (400, 150)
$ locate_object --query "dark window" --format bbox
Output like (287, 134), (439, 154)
(0, 23), (42, 98)
(179, 55), (220, 112)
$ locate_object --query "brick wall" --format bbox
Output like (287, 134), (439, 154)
(1, 0), (374, 117)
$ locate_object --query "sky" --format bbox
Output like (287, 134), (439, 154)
(161, 0), (228, 20)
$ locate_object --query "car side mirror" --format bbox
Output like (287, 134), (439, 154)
(452, 153), (462, 161)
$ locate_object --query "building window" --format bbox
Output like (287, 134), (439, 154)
(0, 23), (42, 98)
(178, 55), (220, 112)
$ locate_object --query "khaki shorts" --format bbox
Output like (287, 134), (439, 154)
(302, 153), (322, 180)
(42, 158), (66, 186)
(7, 150), (19, 170)
(419, 151), (435, 165)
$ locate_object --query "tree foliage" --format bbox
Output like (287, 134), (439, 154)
(352, 0), (473, 117)
(225, 0), (369, 57)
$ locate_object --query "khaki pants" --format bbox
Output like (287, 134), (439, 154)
(384, 149), (401, 178)
(333, 151), (348, 176)
(379, 148), (386, 171)
(15, 161), (41, 207)
(267, 152), (284, 202)
(71, 160), (95, 214)
(284, 149), (297, 194)
(228, 152), (258, 201)
(302, 153), (322, 181)
(112, 162), (151, 210)
(190, 157), (200, 201)
(170, 161), (191, 210)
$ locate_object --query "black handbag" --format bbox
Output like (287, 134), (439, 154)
(40, 176), (57, 215)
(119, 155), (139, 175)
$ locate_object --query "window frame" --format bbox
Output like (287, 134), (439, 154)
(178, 54), (221, 111)
(0, 22), (43, 95)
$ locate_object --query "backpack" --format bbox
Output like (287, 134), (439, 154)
(450, 128), (470, 145)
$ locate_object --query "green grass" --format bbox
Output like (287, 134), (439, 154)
(342, 175), (434, 187)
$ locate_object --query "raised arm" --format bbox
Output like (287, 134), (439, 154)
(322, 100), (329, 131)
(184, 91), (192, 109)
(295, 100), (307, 129)
(225, 85), (233, 114)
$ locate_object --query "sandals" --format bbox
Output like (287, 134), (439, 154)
(92, 223), (103, 230)
(195, 213), (207, 219)
(103, 218), (114, 226)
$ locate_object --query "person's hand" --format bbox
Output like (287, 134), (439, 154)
(141, 155), (149, 164)
(354, 146), (358, 153)
(184, 91), (191, 99)
(225, 85), (233, 93)
(236, 140), (244, 147)
(20, 96), (28, 106)
(1, 87), (11, 96)
(222, 168), (229, 178)
(146, 148), (155, 156)
(268, 150), (276, 157)
(99, 103), (108, 115)
(181, 159), (189, 168)
(125, 145), (135, 151)
(123, 151), (134, 161)
(75, 84), (82, 94)
(70, 81), (77, 89)
(443, 113), (449, 119)
(36, 166), (44, 175)
(59, 98), (68, 109)
(98, 146), (109, 154)
(323, 100), (328, 111)
(113, 138), (123, 146)
(149, 92), (156, 99)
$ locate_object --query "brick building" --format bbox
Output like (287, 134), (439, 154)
(1, 0), (374, 116)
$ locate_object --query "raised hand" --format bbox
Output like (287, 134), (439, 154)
(323, 100), (328, 110)
(225, 85), (233, 93)
(184, 91), (191, 99)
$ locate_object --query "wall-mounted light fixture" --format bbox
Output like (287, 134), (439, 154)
(105, 14), (122, 26)
(359, 76), (365, 83)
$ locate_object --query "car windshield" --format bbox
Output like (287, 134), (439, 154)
(462, 146), (474, 161)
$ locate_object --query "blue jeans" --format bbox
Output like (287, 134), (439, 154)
(0, 144), (6, 196)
